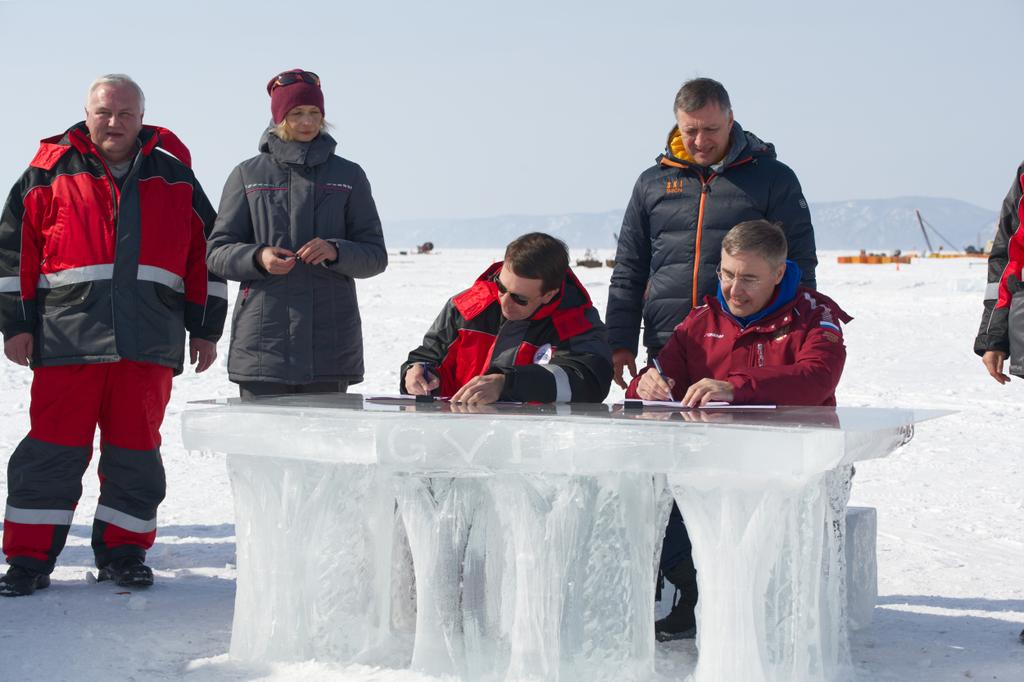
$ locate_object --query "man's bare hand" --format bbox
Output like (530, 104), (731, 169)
(982, 350), (1010, 384)
(295, 238), (338, 266)
(259, 246), (298, 275)
(612, 348), (638, 389)
(451, 374), (506, 405)
(190, 338), (218, 373)
(636, 368), (675, 401)
(682, 378), (734, 407)
(405, 363), (440, 395)
(4, 333), (32, 366)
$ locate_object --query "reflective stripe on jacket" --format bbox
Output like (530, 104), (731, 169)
(0, 123), (226, 372)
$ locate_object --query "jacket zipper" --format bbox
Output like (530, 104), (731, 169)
(689, 156), (755, 308)
(691, 176), (713, 306)
(97, 157), (121, 355)
(756, 342), (766, 367)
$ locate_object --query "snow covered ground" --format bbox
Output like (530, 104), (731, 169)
(0, 250), (1021, 681)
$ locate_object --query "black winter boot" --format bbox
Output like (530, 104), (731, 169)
(655, 558), (698, 641)
(97, 556), (154, 587)
(0, 565), (51, 597)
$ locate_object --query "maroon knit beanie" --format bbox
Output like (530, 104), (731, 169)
(266, 69), (325, 124)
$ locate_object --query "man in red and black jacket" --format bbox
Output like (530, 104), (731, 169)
(0, 75), (226, 597)
(626, 219), (851, 641)
(401, 232), (612, 405)
(975, 160), (1024, 383)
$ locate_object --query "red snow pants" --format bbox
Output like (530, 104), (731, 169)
(3, 361), (173, 573)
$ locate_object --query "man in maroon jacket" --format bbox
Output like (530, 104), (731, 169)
(626, 219), (851, 639)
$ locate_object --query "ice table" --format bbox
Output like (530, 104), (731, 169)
(181, 395), (946, 682)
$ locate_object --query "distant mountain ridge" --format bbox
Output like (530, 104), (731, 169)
(386, 197), (998, 252)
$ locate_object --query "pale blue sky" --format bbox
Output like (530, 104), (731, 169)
(1, 0), (1021, 221)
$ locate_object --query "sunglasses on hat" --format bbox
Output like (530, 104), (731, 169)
(268, 70), (321, 94)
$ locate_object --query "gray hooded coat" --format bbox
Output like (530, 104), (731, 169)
(207, 130), (387, 385)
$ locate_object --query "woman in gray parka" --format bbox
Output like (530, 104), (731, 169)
(207, 69), (387, 398)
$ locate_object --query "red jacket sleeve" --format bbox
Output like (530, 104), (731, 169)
(0, 174), (47, 339)
(624, 322), (693, 400)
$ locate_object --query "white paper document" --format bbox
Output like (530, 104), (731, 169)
(615, 400), (777, 410)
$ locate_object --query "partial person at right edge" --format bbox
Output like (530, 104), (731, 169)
(207, 69), (387, 399)
(626, 220), (852, 641)
(975, 159), (1024, 384)
(972, 161), (1024, 646)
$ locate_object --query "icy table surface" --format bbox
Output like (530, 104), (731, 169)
(182, 394), (948, 480)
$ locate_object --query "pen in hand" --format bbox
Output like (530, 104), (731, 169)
(407, 358), (440, 395)
(419, 362), (434, 382)
(651, 357), (676, 402)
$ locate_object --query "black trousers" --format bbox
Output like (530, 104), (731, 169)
(237, 380), (349, 401)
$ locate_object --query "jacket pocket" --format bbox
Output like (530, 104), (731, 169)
(137, 282), (186, 363)
(36, 281), (115, 361)
(39, 282), (92, 315)
(155, 283), (185, 311)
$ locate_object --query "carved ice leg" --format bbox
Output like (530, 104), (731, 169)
(673, 470), (857, 682)
(670, 478), (803, 682)
(395, 477), (477, 677)
(762, 470), (853, 682)
(561, 473), (666, 681)
(226, 455), (393, 663)
(819, 466), (855, 674)
(390, 507), (418, 633)
(473, 474), (662, 681)
(460, 485), (509, 680)
(485, 474), (593, 681)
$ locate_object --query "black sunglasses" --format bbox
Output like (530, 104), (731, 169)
(495, 278), (531, 306)
(270, 71), (321, 93)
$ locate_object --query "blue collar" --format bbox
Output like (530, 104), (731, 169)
(717, 260), (802, 328)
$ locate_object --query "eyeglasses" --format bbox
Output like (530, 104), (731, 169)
(716, 266), (764, 288)
(495, 278), (532, 306)
(269, 71), (321, 93)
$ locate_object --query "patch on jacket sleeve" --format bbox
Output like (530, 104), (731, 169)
(819, 305), (843, 342)
(804, 291), (846, 335)
(818, 306), (842, 335)
(533, 343), (553, 364)
(29, 143), (72, 170)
